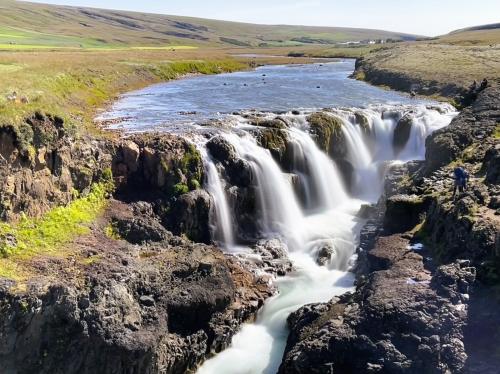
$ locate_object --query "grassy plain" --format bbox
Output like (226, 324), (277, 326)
(0, 48), (248, 132)
(356, 28), (500, 93)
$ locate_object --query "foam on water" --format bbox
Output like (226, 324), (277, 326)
(197, 104), (456, 373)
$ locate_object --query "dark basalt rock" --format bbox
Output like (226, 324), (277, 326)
(384, 194), (425, 234)
(484, 146), (500, 185)
(393, 114), (413, 155)
(424, 87), (498, 174)
(112, 202), (171, 244)
(206, 136), (252, 187)
(167, 189), (212, 244)
(280, 235), (476, 374)
(0, 199), (273, 374)
(355, 112), (372, 137)
(0, 116), (114, 221)
(316, 243), (335, 266)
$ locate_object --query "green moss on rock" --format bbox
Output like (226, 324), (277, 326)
(307, 112), (346, 159)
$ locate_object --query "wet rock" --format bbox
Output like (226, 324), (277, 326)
(239, 238), (293, 277)
(393, 114), (413, 155)
(253, 128), (294, 171)
(250, 117), (288, 129)
(206, 136), (252, 187)
(307, 112), (347, 160)
(316, 243), (335, 266)
(280, 235), (475, 374)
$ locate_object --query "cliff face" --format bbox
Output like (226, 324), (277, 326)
(0, 117), (273, 374)
(280, 86), (499, 373)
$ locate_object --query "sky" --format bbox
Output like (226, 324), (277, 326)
(25, 0), (500, 36)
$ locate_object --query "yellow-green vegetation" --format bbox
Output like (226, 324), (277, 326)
(494, 124), (500, 139)
(0, 49), (246, 131)
(0, 182), (111, 258)
(0, 180), (113, 279)
(104, 224), (122, 241)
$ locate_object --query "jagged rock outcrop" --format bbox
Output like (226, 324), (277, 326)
(206, 136), (252, 187)
(280, 235), (476, 374)
(168, 189), (212, 244)
(0, 113), (114, 221)
(253, 128), (294, 171)
(307, 112), (347, 160)
(0, 200), (273, 374)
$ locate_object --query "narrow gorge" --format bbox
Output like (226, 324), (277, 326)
(1, 60), (498, 374)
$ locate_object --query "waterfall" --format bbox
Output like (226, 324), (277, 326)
(197, 104), (457, 374)
(288, 128), (348, 211)
(202, 151), (235, 249)
(224, 133), (305, 251)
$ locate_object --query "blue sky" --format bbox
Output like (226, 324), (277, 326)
(25, 0), (500, 36)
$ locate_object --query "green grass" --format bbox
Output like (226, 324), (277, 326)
(0, 181), (113, 260)
(0, 0), (415, 50)
(0, 50), (247, 132)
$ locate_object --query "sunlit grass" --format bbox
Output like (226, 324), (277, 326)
(0, 182), (112, 259)
(0, 49), (247, 131)
(0, 180), (113, 280)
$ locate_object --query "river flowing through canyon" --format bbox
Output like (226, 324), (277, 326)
(101, 60), (457, 373)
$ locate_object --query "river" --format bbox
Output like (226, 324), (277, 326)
(100, 60), (457, 374)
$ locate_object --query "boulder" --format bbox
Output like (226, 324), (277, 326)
(316, 243), (335, 266)
(207, 136), (252, 187)
(354, 112), (371, 137)
(484, 146), (500, 185)
(254, 128), (293, 171)
(307, 112), (347, 160)
(279, 234), (476, 374)
(393, 114), (413, 155)
(250, 117), (288, 129)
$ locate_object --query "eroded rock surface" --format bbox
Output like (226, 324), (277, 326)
(0, 200), (273, 374)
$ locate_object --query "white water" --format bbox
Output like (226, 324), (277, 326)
(203, 153), (235, 248)
(197, 104), (456, 374)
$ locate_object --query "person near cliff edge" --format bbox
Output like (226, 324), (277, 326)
(453, 166), (469, 199)
(480, 78), (488, 91)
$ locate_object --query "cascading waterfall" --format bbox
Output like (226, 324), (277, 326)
(223, 133), (305, 251)
(203, 152), (235, 249)
(198, 104), (456, 374)
(287, 128), (348, 211)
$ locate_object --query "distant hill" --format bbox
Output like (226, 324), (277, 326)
(0, 0), (417, 49)
(449, 23), (500, 34)
(438, 23), (500, 45)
